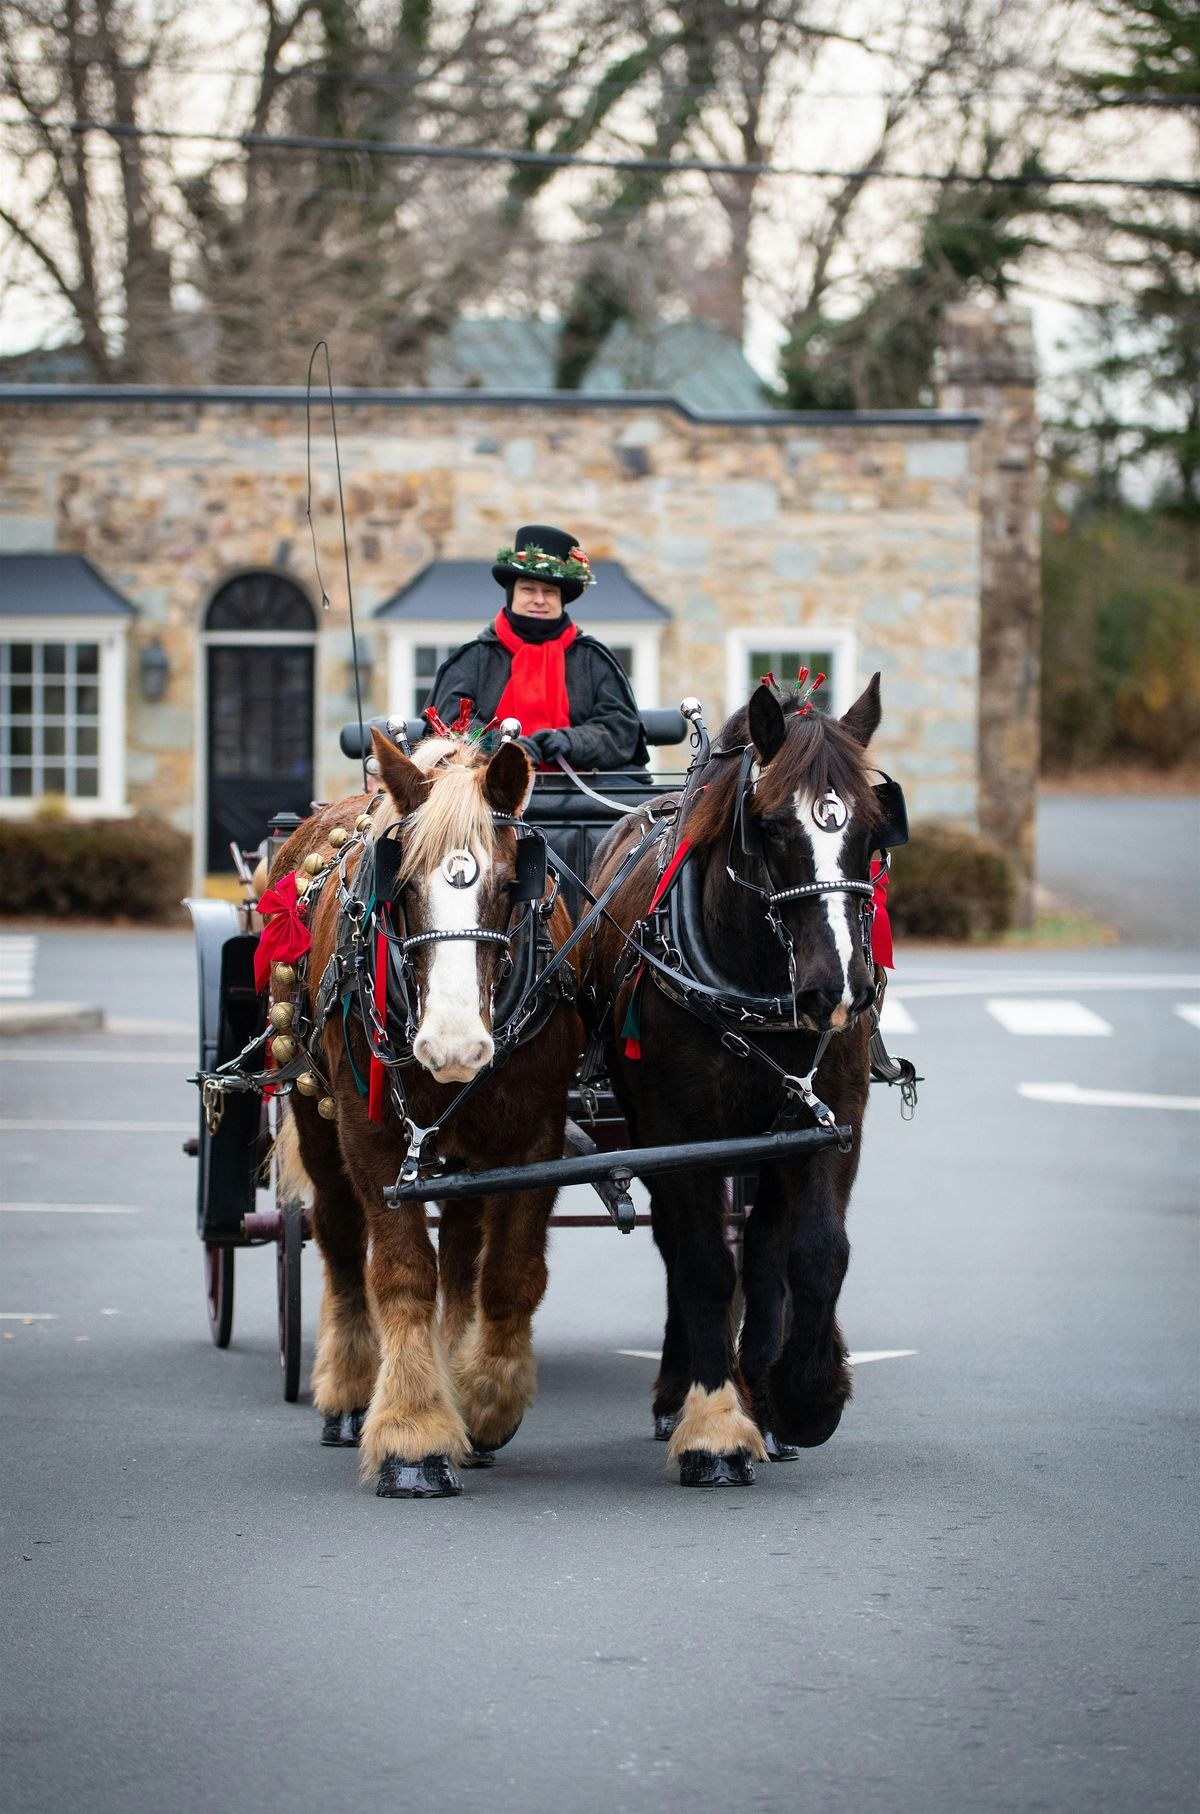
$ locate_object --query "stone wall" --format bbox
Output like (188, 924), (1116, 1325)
(0, 388), (985, 867)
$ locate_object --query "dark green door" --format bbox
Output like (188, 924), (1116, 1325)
(206, 643), (314, 870)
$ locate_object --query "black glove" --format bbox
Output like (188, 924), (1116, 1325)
(533, 728), (571, 762)
(515, 737), (543, 764)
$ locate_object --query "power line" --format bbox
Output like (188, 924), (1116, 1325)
(5, 118), (1192, 193)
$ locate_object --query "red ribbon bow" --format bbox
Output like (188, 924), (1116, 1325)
(254, 871), (313, 992)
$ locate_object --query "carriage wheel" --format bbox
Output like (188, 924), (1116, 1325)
(277, 1199), (303, 1401)
(205, 1243), (235, 1348)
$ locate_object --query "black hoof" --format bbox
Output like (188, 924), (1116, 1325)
(320, 1407), (368, 1447)
(653, 1411), (680, 1442)
(678, 1448), (756, 1489)
(461, 1446), (497, 1469)
(375, 1454), (463, 1499)
(762, 1428), (802, 1463)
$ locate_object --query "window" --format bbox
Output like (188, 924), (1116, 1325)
(0, 638), (104, 801)
(746, 644), (834, 711)
(412, 643), (456, 718)
(724, 627), (856, 719)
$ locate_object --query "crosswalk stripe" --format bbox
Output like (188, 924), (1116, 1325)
(878, 997), (918, 1036)
(0, 1203), (140, 1215)
(0, 934), (36, 1001)
(1175, 1004), (1200, 1031)
(986, 998), (1113, 1037)
(1018, 1082), (1200, 1111)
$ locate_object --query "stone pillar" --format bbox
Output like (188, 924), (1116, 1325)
(938, 304), (1041, 928)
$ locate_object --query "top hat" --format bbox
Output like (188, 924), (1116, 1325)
(491, 524), (595, 606)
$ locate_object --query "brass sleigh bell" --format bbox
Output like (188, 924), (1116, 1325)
(329, 827), (349, 849)
(295, 1072), (321, 1098)
(354, 814), (373, 834)
(303, 852), (326, 876)
(272, 962), (296, 989)
(270, 1033), (298, 1065)
(268, 1001), (295, 1031)
(317, 1096), (337, 1120)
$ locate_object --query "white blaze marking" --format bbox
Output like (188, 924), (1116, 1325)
(1018, 1082), (1200, 1111)
(795, 792), (855, 1007)
(1175, 1004), (1200, 1030)
(986, 998), (1113, 1037)
(417, 859), (494, 1071)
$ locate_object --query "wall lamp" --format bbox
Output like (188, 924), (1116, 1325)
(138, 636), (170, 702)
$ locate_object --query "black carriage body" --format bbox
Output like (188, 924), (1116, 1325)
(188, 898), (266, 1241)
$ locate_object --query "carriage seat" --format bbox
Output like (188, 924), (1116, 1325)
(339, 713), (687, 919)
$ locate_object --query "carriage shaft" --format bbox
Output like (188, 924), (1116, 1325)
(386, 1124), (850, 1206)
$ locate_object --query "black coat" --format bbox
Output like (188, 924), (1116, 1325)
(425, 623), (649, 771)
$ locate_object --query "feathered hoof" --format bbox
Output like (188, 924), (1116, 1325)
(375, 1454), (463, 1499)
(678, 1448), (756, 1489)
(465, 1415), (522, 1464)
(320, 1407), (368, 1447)
(762, 1428), (802, 1463)
(653, 1411), (680, 1442)
(774, 1404), (844, 1449)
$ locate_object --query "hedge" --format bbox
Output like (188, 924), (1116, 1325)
(887, 821), (1015, 942)
(0, 811), (191, 920)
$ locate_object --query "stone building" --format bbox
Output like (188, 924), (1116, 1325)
(0, 306), (1039, 903)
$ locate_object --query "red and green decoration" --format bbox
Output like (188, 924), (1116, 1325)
(494, 542), (596, 587)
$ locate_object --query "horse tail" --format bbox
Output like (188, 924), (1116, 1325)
(272, 1112), (313, 1203)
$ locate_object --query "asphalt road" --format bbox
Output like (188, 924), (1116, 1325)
(2, 803), (1197, 1814)
(1037, 793), (1199, 944)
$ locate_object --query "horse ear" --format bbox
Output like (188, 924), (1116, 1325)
(483, 740), (534, 816)
(841, 673), (882, 748)
(748, 684), (788, 765)
(370, 726), (426, 816)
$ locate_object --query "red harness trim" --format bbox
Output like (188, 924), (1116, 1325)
(254, 871), (312, 993)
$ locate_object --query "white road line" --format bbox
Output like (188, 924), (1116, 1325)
(615, 1348), (918, 1366)
(0, 1203), (140, 1215)
(891, 973), (1199, 1001)
(0, 934), (36, 1001)
(986, 998), (1114, 1037)
(0, 1119), (193, 1133)
(878, 998), (918, 1037)
(0, 1049), (192, 1064)
(0, 1312), (58, 1321)
(1018, 1082), (1200, 1111)
(1175, 1004), (1200, 1031)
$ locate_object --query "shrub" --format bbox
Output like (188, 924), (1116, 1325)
(887, 821), (1015, 942)
(0, 812), (190, 921)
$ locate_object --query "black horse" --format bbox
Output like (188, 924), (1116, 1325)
(586, 675), (898, 1486)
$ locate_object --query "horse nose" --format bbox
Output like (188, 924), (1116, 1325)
(851, 978), (876, 1016)
(412, 1031), (494, 1081)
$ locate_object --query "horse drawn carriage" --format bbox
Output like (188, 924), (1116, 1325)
(186, 682), (916, 1493)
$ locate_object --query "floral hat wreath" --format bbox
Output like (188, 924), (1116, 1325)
(491, 522), (596, 605)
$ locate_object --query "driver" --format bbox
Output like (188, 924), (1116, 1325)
(423, 524), (648, 772)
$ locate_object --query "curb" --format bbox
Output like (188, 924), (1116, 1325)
(0, 1002), (105, 1037)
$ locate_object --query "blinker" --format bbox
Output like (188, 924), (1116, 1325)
(511, 829), (548, 903)
(373, 827), (404, 900)
(873, 777), (908, 850)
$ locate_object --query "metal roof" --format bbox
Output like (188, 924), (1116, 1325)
(0, 553), (138, 618)
(375, 559), (672, 624)
(426, 316), (767, 412)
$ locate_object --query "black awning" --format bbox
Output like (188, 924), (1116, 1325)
(375, 559), (670, 625)
(0, 553), (138, 617)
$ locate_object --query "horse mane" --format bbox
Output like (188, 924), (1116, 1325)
(370, 736), (499, 883)
(685, 693), (881, 848)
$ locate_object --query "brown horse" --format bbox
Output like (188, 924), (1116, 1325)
(270, 729), (579, 1498)
(584, 678), (889, 1486)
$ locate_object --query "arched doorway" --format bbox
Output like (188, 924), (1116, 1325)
(204, 572), (316, 871)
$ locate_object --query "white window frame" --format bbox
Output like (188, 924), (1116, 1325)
(383, 619), (663, 722)
(0, 614), (130, 818)
(724, 625), (858, 721)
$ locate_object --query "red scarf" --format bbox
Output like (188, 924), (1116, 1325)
(493, 610), (577, 734)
